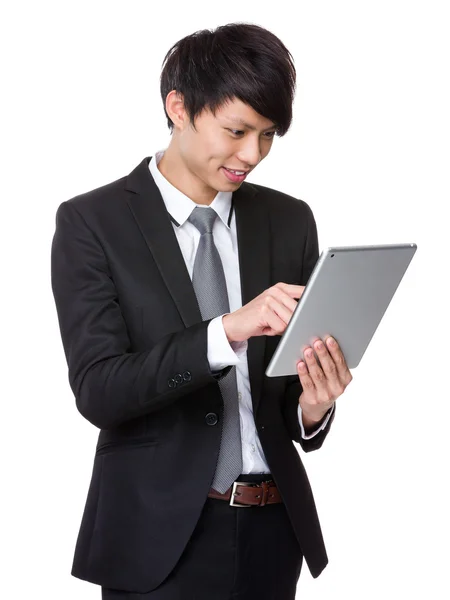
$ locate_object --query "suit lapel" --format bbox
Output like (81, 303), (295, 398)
(125, 157), (202, 328)
(233, 185), (271, 414)
(125, 157), (270, 413)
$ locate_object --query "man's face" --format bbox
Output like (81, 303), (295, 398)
(175, 97), (277, 200)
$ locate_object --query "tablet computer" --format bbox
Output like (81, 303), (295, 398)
(265, 243), (417, 377)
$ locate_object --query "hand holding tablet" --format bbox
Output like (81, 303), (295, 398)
(265, 243), (417, 377)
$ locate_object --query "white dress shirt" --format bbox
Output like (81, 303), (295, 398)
(149, 150), (332, 474)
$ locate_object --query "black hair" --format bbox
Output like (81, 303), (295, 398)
(160, 23), (296, 136)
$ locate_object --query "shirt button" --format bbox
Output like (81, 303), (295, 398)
(251, 444), (256, 453)
(238, 392), (242, 400)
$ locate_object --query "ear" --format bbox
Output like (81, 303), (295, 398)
(165, 90), (189, 131)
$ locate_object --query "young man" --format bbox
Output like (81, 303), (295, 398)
(51, 23), (352, 599)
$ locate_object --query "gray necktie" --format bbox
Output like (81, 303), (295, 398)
(188, 206), (243, 493)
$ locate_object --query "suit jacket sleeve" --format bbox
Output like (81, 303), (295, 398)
(281, 201), (336, 451)
(51, 201), (230, 430)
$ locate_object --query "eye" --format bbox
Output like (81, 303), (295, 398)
(227, 129), (276, 139)
(228, 129), (244, 136)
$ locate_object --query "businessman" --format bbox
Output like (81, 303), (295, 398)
(51, 22), (352, 599)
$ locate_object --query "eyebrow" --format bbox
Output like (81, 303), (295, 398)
(224, 117), (277, 132)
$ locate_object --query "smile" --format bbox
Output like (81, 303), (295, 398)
(222, 167), (248, 183)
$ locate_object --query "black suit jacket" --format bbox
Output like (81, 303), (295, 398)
(51, 156), (335, 593)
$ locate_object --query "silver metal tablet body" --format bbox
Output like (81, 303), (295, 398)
(265, 243), (417, 377)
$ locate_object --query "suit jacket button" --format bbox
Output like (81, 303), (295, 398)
(168, 379), (176, 388)
(183, 371), (192, 382)
(174, 373), (183, 384)
(205, 412), (218, 426)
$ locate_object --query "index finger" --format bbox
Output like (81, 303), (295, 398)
(275, 282), (306, 299)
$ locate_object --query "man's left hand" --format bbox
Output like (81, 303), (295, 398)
(297, 336), (353, 424)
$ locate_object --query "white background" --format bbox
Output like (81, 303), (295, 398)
(1, 1), (449, 598)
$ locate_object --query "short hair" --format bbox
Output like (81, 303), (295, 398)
(160, 23), (296, 136)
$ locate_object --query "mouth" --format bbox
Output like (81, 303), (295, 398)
(221, 167), (249, 183)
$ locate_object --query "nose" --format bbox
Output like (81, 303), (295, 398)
(236, 135), (263, 168)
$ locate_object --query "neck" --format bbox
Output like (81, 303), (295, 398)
(157, 144), (216, 206)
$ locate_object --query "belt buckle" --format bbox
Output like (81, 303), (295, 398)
(230, 481), (255, 508)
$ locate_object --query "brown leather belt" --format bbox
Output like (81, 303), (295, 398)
(208, 480), (282, 507)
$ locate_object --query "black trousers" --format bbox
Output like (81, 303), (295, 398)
(101, 473), (303, 600)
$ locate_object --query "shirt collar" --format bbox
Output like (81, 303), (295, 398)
(149, 150), (233, 228)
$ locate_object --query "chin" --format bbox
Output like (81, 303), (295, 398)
(211, 179), (233, 192)
(220, 177), (242, 189)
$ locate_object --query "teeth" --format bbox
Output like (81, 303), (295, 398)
(227, 169), (245, 175)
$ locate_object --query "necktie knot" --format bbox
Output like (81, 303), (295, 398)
(188, 206), (218, 235)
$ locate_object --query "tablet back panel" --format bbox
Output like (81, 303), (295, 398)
(265, 243), (417, 376)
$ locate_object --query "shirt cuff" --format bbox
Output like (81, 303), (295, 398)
(207, 314), (248, 371)
(298, 403), (335, 439)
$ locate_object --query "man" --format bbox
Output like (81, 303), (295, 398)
(51, 23), (352, 599)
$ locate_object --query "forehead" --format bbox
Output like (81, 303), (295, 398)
(213, 98), (276, 130)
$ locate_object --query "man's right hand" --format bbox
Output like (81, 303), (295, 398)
(222, 282), (306, 343)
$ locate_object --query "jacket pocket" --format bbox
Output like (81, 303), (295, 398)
(95, 438), (158, 456)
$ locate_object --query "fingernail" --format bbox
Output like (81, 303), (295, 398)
(327, 337), (335, 346)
